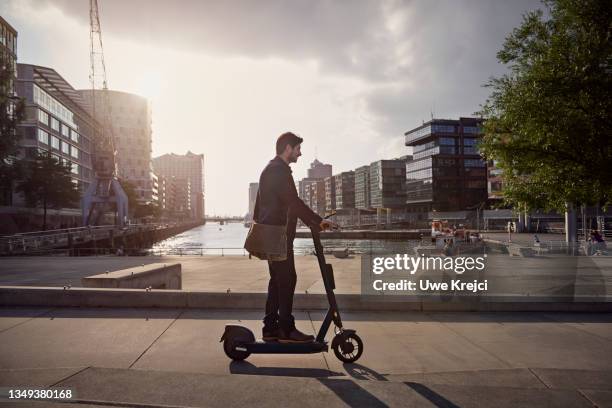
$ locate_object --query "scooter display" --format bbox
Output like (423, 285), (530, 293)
(220, 224), (363, 363)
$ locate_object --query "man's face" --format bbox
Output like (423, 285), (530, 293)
(288, 143), (302, 163)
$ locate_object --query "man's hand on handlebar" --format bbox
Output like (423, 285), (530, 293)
(319, 219), (339, 231)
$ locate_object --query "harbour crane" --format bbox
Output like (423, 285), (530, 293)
(81, 0), (128, 226)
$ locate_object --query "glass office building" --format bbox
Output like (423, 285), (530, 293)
(404, 117), (488, 212)
(15, 64), (95, 203)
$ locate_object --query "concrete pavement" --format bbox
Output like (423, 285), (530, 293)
(1, 307), (611, 407)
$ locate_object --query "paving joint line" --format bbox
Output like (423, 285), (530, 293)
(541, 313), (612, 344)
(527, 368), (551, 389)
(576, 388), (599, 407)
(0, 307), (57, 335)
(128, 310), (184, 369)
(48, 366), (92, 387)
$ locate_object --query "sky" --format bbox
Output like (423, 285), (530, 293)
(2, 0), (542, 216)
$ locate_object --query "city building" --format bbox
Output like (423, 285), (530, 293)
(12, 64), (95, 219)
(404, 117), (488, 213)
(78, 90), (156, 206)
(0, 17), (18, 206)
(334, 171), (355, 209)
(307, 159), (332, 179)
(369, 159), (407, 209)
(248, 182), (259, 220)
(308, 179), (326, 216)
(153, 152), (205, 220)
(298, 178), (319, 202)
(354, 165), (371, 209)
(165, 176), (191, 220)
(324, 176), (336, 213)
(156, 173), (167, 212)
(487, 159), (504, 201)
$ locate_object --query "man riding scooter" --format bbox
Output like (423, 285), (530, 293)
(252, 132), (338, 343)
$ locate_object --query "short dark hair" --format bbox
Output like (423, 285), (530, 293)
(276, 132), (303, 155)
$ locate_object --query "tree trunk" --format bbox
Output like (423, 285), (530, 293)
(565, 201), (577, 253)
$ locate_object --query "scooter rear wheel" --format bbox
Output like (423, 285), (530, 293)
(223, 338), (250, 361)
(332, 332), (363, 363)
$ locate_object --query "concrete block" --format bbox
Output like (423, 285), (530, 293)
(81, 263), (181, 289)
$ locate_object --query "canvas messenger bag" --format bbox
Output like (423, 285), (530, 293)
(244, 222), (288, 261)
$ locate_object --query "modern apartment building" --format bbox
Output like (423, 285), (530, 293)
(324, 176), (336, 213)
(78, 90), (156, 206)
(0, 17), (18, 206)
(15, 64), (95, 202)
(369, 159), (407, 209)
(334, 171), (355, 210)
(404, 117), (488, 213)
(304, 179), (326, 216)
(153, 151), (205, 220)
(354, 165), (371, 209)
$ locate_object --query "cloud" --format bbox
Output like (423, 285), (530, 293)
(39, 0), (541, 139)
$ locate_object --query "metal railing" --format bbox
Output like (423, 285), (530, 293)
(0, 222), (198, 255)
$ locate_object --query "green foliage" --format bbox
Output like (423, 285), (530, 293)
(479, 0), (612, 212)
(118, 178), (162, 220)
(15, 152), (80, 230)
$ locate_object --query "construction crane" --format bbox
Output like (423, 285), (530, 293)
(81, 0), (128, 226)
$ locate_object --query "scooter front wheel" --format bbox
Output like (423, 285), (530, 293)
(332, 332), (363, 363)
(223, 338), (250, 361)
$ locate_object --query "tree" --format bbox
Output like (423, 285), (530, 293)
(118, 179), (162, 221)
(15, 152), (80, 230)
(0, 60), (26, 204)
(479, 0), (612, 220)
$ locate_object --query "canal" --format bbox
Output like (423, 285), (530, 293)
(151, 222), (421, 255)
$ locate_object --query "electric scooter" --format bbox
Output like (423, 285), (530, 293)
(220, 223), (364, 363)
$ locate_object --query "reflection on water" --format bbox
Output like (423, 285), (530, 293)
(151, 222), (421, 255)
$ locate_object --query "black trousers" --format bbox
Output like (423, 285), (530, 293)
(263, 248), (296, 332)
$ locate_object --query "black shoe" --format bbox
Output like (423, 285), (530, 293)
(278, 328), (315, 343)
(262, 327), (280, 342)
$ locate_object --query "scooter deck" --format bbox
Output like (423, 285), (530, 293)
(240, 340), (328, 354)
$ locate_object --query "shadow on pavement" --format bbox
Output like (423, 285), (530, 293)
(229, 360), (343, 378)
(317, 378), (387, 408)
(406, 381), (461, 408)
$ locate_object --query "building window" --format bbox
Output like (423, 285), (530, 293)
(439, 137), (456, 145)
(37, 129), (48, 145)
(33, 84), (78, 129)
(61, 123), (70, 137)
(70, 145), (79, 159)
(70, 129), (80, 143)
(50, 117), (60, 132)
(463, 126), (482, 134)
(61, 141), (70, 155)
(38, 109), (49, 126)
(50, 135), (60, 150)
(464, 159), (486, 167)
(71, 163), (79, 175)
(432, 124), (455, 134)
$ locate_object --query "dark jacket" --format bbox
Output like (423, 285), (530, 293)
(254, 156), (322, 243)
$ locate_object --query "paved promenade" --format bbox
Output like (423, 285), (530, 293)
(1, 252), (611, 302)
(1, 307), (611, 407)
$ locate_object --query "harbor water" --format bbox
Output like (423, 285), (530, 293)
(151, 222), (421, 255)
